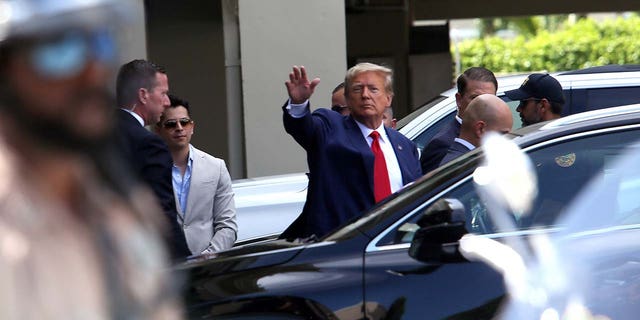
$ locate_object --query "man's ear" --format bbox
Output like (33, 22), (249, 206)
(455, 92), (463, 114)
(385, 93), (393, 108)
(474, 121), (486, 138)
(539, 98), (549, 113)
(137, 88), (147, 104)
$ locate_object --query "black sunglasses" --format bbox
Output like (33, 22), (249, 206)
(331, 105), (348, 112)
(162, 117), (193, 129)
(518, 98), (543, 108)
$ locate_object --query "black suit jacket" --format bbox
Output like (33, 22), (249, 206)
(116, 109), (190, 259)
(280, 104), (422, 240)
(420, 118), (461, 174)
(439, 140), (473, 167)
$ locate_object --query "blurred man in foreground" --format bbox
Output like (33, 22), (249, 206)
(0, 0), (182, 318)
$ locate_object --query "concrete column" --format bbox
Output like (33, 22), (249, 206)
(146, 1), (231, 176)
(238, 0), (347, 177)
(222, 0), (246, 178)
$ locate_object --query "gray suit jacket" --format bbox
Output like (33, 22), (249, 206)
(177, 146), (237, 254)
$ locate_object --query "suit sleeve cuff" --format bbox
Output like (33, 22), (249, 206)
(285, 99), (309, 118)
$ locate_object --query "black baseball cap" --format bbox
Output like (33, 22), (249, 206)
(505, 73), (565, 104)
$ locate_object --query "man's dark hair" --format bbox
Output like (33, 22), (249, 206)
(332, 82), (345, 94)
(457, 67), (497, 96)
(168, 94), (192, 117)
(116, 59), (166, 108)
(549, 101), (563, 115)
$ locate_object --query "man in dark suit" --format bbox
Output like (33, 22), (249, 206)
(280, 63), (422, 240)
(420, 67), (498, 174)
(115, 59), (190, 259)
(440, 94), (513, 166)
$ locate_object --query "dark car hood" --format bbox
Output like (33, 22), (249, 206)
(175, 239), (310, 274)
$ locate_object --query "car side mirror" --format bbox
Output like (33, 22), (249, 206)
(409, 198), (468, 263)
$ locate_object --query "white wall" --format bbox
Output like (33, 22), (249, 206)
(238, 0), (346, 177)
(118, 0), (147, 65)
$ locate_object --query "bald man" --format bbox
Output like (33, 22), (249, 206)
(439, 94), (513, 166)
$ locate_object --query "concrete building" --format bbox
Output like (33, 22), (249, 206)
(122, 0), (636, 179)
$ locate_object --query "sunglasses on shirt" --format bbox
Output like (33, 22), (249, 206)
(162, 117), (193, 129)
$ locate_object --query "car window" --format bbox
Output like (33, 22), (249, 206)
(505, 99), (523, 129)
(603, 153), (640, 225)
(569, 86), (640, 115)
(380, 128), (640, 246)
(411, 111), (455, 153)
(396, 95), (447, 130)
(558, 139), (640, 232)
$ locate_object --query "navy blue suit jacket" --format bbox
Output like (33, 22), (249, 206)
(439, 140), (473, 167)
(420, 118), (461, 174)
(280, 104), (422, 239)
(116, 109), (190, 259)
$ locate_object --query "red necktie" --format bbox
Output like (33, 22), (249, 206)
(370, 131), (391, 202)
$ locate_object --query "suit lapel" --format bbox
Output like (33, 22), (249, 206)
(345, 117), (375, 195)
(175, 192), (185, 224)
(183, 148), (202, 223)
(386, 127), (410, 185)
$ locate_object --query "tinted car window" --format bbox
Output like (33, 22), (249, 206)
(412, 111), (455, 153)
(382, 128), (640, 246)
(396, 95), (447, 130)
(570, 86), (640, 114)
(505, 99), (523, 129)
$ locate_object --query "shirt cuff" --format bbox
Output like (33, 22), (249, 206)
(286, 99), (309, 118)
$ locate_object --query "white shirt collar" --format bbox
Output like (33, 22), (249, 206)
(354, 119), (387, 143)
(454, 137), (475, 151)
(455, 115), (463, 124)
(121, 108), (145, 126)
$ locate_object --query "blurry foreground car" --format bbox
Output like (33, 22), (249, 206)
(180, 104), (640, 319)
(233, 65), (640, 243)
(433, 131), (640, 320)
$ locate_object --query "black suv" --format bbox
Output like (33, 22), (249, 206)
(179, 103), (640, 319)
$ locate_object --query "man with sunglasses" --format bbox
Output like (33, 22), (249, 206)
(156, 95), (237, 255)
(505, 73), (565, 127)
(0, 0), (182, 318)
(115, 59), (191, 259)
(330, 82), (349, 115)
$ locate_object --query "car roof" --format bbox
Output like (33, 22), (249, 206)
(399, 64), (640, 139)
(558, 64), (640, 75)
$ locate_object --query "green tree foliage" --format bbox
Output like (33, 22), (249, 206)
(456, 16), (640, 74)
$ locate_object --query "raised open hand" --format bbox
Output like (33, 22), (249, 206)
(285, 65), (321, 104)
